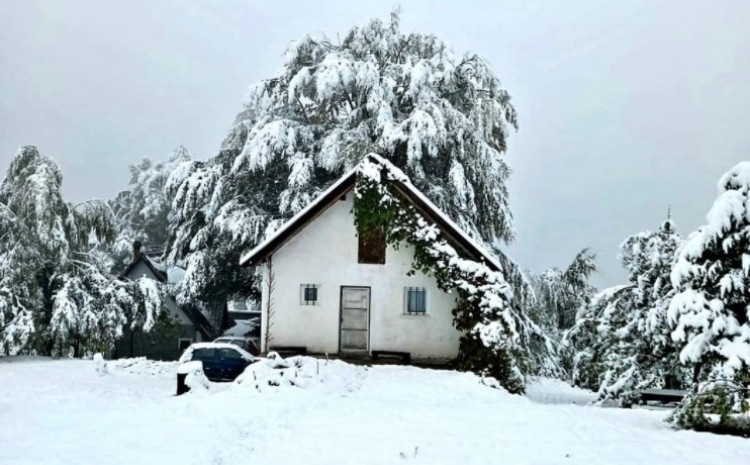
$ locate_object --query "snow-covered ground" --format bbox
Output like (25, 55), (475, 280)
(1, 357), (748, 465)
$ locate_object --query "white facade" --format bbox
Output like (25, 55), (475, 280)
(259, 189), (461, 359)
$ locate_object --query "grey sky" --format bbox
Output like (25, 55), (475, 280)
(1, 0), (749, 287)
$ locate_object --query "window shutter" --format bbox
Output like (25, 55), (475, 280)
(358, 228), (386, 264)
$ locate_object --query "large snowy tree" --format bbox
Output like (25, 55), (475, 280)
(598, 219), (686, 402)
(669, 162), (750, 384)
(566, 219), (686, 401)
(0, 146), (162, 356)
(166, 11), (518, 304)
(110, 147), (192, 271)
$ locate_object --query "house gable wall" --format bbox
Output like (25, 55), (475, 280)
(124, 260), (191, 326)
(261, 190), (460, 358)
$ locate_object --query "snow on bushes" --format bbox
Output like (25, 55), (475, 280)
(235, 354), (366, 394)
(106, 357), (179, 377)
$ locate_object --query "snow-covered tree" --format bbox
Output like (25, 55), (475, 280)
(110, 147), (192, 270)
(566, 284), (632, 391)
(522, 249), (597, 378)
(566, 219), (686, 402)
(528, 249), (597, 332)
(669, 162), (750, 385)
(0, 146), (157, 356)
(166, 10), (518, 304)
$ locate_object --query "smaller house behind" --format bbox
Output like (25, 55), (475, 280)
(114, 241), (231, 361)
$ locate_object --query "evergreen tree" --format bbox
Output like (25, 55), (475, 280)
(110, 147), (192, 270)
(567, 219), (686, 402)
(669, 162), (750, 385)
(566, 284), (632, 391)
(524, 249), (597, 378)
(166, 10), (518, 304)
(0, 146), (164, 356)
(0, 146), (118, 354)
(528, 249), (597, 332)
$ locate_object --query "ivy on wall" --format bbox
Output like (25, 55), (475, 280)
(351, 155), (542, 393)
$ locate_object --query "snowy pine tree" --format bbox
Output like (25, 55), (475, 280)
(528, 249), (597, 332)
(166, 11), (518, 304)
(669, 162), (750, 384)
(565, 284), (633, 392)
(0, 146), (160, 356)
(110, 147), (192, 270)
(567, 219), (686, 402)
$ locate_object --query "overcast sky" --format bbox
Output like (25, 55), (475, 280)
(1, 0), (749, 287)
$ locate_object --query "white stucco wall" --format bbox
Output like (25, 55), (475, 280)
(259, 190), (461, 359)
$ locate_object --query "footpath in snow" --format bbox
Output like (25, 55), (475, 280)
(1, 356), (749, 465)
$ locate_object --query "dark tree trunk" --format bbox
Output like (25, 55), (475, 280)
(692, 363), (703, 393)
(129, 330), (136, 358)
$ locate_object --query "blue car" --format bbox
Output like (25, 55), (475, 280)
(179, 342), (258, 382)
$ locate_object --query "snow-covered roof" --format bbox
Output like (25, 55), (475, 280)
(239, 154), (503, 271)
(118, 252), (168, 282)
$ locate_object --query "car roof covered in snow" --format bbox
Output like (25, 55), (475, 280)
(239, 154), (503, 272)
(180, 342), (255, 362)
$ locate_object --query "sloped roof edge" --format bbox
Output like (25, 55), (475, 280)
(239, 154), (503, 272)
(118, 253), (168, 282)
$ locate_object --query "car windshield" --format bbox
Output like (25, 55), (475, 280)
(218, 348), (245, 361)
(191, 348), (215, 361)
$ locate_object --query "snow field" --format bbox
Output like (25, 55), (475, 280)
(1, 357), (749, 465)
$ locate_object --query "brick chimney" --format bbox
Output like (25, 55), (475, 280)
(132, 240), (142, 260)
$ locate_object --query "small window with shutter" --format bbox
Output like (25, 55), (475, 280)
(404, 287), (427, 315)
(300, 284), (320, 305)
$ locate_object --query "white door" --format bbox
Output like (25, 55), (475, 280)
(340, 287), (370, 352)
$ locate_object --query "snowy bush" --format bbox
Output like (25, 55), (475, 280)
(235, 355), (365, 394)
(669, 379), (750, 437)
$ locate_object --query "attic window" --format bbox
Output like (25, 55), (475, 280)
(300, 284), (319, 305)
(358, 228), (386, 264)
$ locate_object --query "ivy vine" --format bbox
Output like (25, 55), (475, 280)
(351, 156), (537, 393)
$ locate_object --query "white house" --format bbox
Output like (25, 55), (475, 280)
(240, 155), (503, 360)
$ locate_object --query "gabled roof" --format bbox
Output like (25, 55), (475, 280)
(118, 253), (168, 282)
(239, 154), (503, 272)
(119, 252), (230, 339)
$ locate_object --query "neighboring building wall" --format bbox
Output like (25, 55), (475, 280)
(114, 259), (198, 360)
(114, 323), (196, 361)
(260, 190), (461, 359)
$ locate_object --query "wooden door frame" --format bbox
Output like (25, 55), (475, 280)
(338, 285), (372, 353)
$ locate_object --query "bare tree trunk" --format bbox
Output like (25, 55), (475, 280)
(264, 256), (276, 354)
(692, 363), (702, 393)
